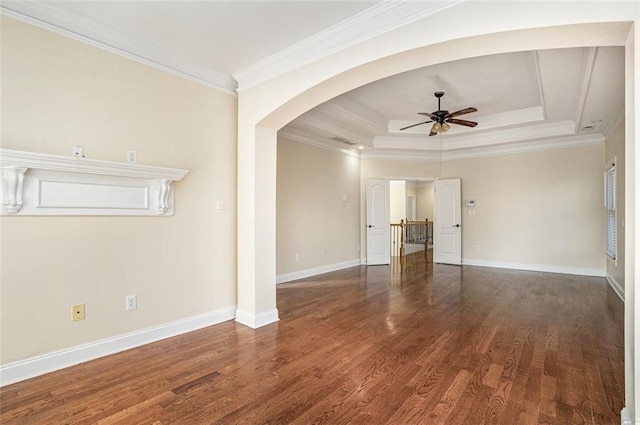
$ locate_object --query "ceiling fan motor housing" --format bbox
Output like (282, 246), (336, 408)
(398, 90), (477, 132)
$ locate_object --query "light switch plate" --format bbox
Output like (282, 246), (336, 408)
(126, 150), (137, 164)
(125, 294), (137, 311)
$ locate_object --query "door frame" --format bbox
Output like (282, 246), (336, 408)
(364, 176), (437, 265)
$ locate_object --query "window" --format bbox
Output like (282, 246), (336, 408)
(605, 161), (616, 260)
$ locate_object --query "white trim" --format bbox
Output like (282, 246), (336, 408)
(276, 259), (362, 284)
(360, 151), (442, 162)
(234, 308), (279, 329)
(0, 5), (238, 95)
(620, 407), (632, 425)
(574, 47), (598, 132)
(233, 1), (464, 89)
(360, 134), (604, 162)
(441, 133), (604, 161)
(533, 51), (548, 121)
(0, 149), (188, 216)
(0, 149), (188, 181)
(0, 306), (237, 387)
(607, 274), (625, 302)
(461, 258), (605, 277)
(376, 120), (577, 151)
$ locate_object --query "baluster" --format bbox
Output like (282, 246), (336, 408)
(400, 219), (405, 260)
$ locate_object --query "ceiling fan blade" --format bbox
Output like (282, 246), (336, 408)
(446, 107), (477, 118)
(399, 120), (433, 131)
(418, 112), (439, 120)
(428, 131), (438, 137)
(447, 118), (477, 127)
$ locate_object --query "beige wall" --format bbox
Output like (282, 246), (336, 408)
(1, 17), (238, 364)
(405, 181), (416, 220)
(416, 181), (434, 222)
(441, 144), (606, 272)
(606, 120), (625, 291)
(276, 138), (360, 276)
(359, 148), (604, 273)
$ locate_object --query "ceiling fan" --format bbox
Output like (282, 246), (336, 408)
(400, 91), (478, 135)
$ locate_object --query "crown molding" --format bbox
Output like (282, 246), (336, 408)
(533, 51), (548, 120)
(374, 136), (442, 151)
(360, 150), (441, 162)
(361, 133), (603, 162)
(439, 133), (604, 161)
(0, 3), (238, 95)
(281, 127), (603, 163)
(233, 0), (465, 90)
(376, 120), (576, 150)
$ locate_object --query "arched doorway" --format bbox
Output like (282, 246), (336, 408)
(235, 3), (637, 420)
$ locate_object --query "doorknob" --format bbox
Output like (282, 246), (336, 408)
(368, 225), (374, 228)
(454, 224), (460, 228)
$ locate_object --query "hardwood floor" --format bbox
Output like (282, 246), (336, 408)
(1, 255), (624, 424)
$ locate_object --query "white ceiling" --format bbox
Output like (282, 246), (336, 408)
(283, 46), (624, 159)
(1, 1), (625, 160)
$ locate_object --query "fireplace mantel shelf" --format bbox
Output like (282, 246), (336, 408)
(0, 149), (189, 216)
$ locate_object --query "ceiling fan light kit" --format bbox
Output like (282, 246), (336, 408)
(400, 91), (478, 136)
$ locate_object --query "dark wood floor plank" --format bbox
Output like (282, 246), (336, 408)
(0, 256), (624, 424)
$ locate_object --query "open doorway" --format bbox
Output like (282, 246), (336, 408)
(388, 179), (435, 260)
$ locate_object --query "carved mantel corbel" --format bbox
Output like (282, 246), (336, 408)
(157, 179), (172, 214)
(2, 167), (28, 213)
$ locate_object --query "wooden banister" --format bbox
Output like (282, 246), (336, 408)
(391, 218), (433, 261)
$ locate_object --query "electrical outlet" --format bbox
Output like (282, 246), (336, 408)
(125, 294), (137, 311)
(322, 250), (326, 257)
(72, 146), (84, 159)
(126, 150), (137, 164)
(295, 253), (300, 262)
(473, 245), (480, 252)
(72, 304), (85, 321)
(216, 201), (224, 213)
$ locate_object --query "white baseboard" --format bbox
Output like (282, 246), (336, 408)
(620, 407), (632, 425)
(606, 274), (625, 301)
(276, 259), (362, 284)
(0, 306), (236, 387)
(461, 258), (605, 277)
(235, 308), (279, 329)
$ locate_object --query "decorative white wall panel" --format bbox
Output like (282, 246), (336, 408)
(0, 149), (188, 216)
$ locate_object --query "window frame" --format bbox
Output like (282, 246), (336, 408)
(605, 159), (616, 261)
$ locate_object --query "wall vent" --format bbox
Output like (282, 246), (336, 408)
(330, 136), (356, 146)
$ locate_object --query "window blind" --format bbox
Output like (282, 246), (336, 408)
(605, 164), (616, 260)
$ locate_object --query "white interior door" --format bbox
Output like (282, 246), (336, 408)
(434, 178), (462, 265)
(366, 179), (390, 265)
